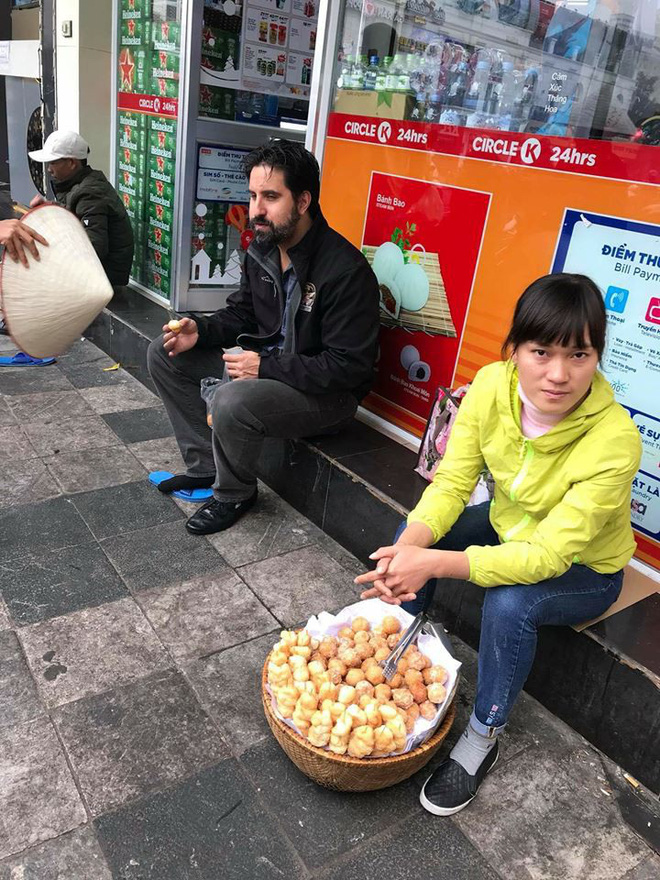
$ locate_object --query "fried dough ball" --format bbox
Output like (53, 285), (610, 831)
(309, 651), (327, 668)
(345, 668), (366, 687)
(386, 714), (407, 751)
(318, 681), (338, 702)
(364, 700), (382, 728)
(292, 692), (318, 734)
(337, 684), (357, 706)
(347, 724), (374, 758)
(345, 704), (367, 729)
(373, 646), (390, 664)
(373, 725), (395, 756)
(321, 699), (346, 721)
(395, 657), (409, 675)
(267, 662), (292, 690)
(381, 615), (401, 635)
(410, 681), (428, 704)
(168, 319), (182, 333)
(275, 685), (298, 719)
(328, 714), (352, 755)
(358, 693), (374, 710)
(353, 630), (370, 644)
(280, 630), (298, 649)
(308, 661), (328, 690)
(405, 703), (420, 732)
(338, 626), (354, 641)
(355, 641), (375, 662)
(427, 683), (447, 704)
(338, 647), (362, 669)
(318, 636), (338, 659)
(392, 688), (414, 710)
(387, 633), (401, 648)
(364, 663), (385, 686)
(354, 680), (375, 701)
(327, 659), (347, 682)
(423, 665), (449, 686)
(389, 673), (404, 689)
(379, 703), (399, 722)
(404, 669), (423, 687)
(351, 616), (370, 633)
(297, 630), (312, 648)
(373, 683), (392, 703)
(419, 700), (437, 721)
(307, 709), (332, 748)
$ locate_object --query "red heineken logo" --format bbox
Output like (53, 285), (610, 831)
(200, 85), (212, 103)
(161, 22), (169, 39)
(127, 19), (136, 37)
(159, 51), (167, 67)
(158, 131), (166, 148)
(123, 171), (130, 184)
(124, 124), (131, 139)
(154, 271), (161, 285)
(155, 228), (163, 243)
(156, 180), (164, 195)
(119, 49), (135, 90)
(155, 251), (162, 265)
(128, 0), (136, 9)
(157, 156), (165, 172)
(158, 79), (167, 95)
(202, 27), (213, 46)
(124, 148), (131, 162)
(156, 204), (164, 220)
(123, 193), (130, 207)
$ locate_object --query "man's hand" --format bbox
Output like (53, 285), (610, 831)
(29, 194), (47, 208)
(162, 317), (198, 356)
(0, 219), (48, 267)
(223, 349), (260, 380)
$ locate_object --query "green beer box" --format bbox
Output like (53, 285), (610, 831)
(148, 176), (175, 210)
(118, 112), (148, 152)
(151, 75), (179, 99)
(118, 168), (147, 203)
(152, 20), (180, 52)
(117, 144), (146, 178)
(121, 0), (150, 19)
(118, 45), (150, 93)
(151, 47), (180, 79)
(147, 221), (172, 251)
(120, 18), (150, 47)
(119, 190), (145, 223)
(148, 200), (173, 234)
(148, 126), (175, 160)
(146, 242), (172, 275)
(198, 84), (235, 120)
(149, 115), (176, 136)
(200, 26), (238, 68)
(146, 263), (172, 296)
(148, 153), (174, 187)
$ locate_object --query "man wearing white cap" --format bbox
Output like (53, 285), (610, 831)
(29, 130), (134, 288)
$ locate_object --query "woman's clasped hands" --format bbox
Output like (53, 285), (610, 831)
(354, 544), (440, 605)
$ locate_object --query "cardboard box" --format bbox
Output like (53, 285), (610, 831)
(333, 89), (415, 121)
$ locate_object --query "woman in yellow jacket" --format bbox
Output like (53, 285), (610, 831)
(356, 273), (641, 817)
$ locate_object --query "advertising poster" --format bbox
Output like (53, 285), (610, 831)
(361, 172), (490, 422)
(552, 209), (660, 551)
(320, 113), (660, 570)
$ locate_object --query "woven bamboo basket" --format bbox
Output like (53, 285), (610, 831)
(262, 661), (456, 792)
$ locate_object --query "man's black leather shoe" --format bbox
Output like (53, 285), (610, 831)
(185, 490), (257, 535)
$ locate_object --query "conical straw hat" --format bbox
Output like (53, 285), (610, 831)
(0, 203), (113, 358)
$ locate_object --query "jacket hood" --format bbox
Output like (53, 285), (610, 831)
(497, 359), (616, 453)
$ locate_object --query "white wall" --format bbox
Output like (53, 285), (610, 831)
(10, 7), (39, 41)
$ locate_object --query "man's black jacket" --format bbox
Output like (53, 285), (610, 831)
(194, 213), (380, 401)
(52, 165), (134, 286)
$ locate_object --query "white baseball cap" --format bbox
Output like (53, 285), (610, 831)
(28, 130), (90, 163)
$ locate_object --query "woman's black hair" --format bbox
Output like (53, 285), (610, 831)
(502, 273), (606, 361)
(242, 139), (321, 217)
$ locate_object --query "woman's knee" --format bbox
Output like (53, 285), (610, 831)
(482, 585), (533, 625)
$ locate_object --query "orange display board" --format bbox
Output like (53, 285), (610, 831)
(320, 114), (660, 570)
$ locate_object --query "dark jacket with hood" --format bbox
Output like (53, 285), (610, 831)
(52, 165), (134, 286)
(194, 212), (380, 401)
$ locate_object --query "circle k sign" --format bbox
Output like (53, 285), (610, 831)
(520, 137), (542, 165)
(377, 121), (392, 144)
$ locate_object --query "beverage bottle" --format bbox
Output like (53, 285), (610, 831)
(464, 60), (491, 112)
(425, 92), (443, 123)
(396, 54), (411, 92)
(518, 66), (538, 126)
(496, 60), (516, 130)
(384, 55), (398, 91)
(364, 54), (379, 90)
(350, 55), (366, 90)
(375, 56), (389, 91)
(447, 60), (468, 106)
(337, 55), (352, 90)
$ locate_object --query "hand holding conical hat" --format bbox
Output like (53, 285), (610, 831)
(0, 204), (113, 358)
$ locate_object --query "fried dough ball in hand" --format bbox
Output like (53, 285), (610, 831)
(307, 709), (333, 748)
(423, 665), (449, 686)
(427, 683), (447, 704)
(348, 724), (374, 758)
(351, 616), (370, 633)
(373, 725), (395, 756)
(392, 688), (414, 710)
(345, 668), (366, 687)
(410, 681), (428, 704)
(382, 616), (401, 635)
(373, 683), (392, 703)
(419, 700), (437, 721)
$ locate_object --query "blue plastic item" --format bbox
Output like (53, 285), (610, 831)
(148, 470), (214, 501)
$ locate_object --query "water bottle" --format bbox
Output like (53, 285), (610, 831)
(364, 54), (379, 90)
(464, 60), (491, 112)
(350, 55), (366, 90)
(337, 55), (352, 90)
(376, 56), (389, 91)
(384, 55), (398, 91)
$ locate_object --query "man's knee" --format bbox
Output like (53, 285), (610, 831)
(210, 380), (263, 435)
(147, 335), (169, 378)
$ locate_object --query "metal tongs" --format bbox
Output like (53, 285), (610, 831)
(380, 611), (456, 682)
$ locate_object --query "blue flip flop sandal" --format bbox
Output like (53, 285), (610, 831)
(0, 352), (57, 366)
(148, 470), (214, 501)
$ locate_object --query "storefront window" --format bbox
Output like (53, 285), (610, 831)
(333, 0), (660, 144)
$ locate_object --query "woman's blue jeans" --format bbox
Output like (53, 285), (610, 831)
(395, 503), (623, 731)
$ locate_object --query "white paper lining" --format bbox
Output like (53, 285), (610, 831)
(267, 598), (462, 756)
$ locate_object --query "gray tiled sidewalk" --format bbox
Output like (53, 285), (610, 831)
(0, 335), (657, 879)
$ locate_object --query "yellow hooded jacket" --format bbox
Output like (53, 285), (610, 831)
(407, 361), (642, 588)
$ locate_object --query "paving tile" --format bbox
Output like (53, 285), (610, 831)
(240, 737), (421, 871)
(0, 717), (86, 860)
(101, 520), (227, 593)
(0, 597), (10, 630)
(0, 496), (92, 561)
(452, 744), (649, 880)
(55, 670), (229, 816)
(138, 570), (278, 663)
(206, 485), (322, 567)
(127, 434), (185, 473)
(185, 630), (280, 756)
(315, 531), (371, 578)
(6, 389), (96, 424)
(0, 336), (19, 352)
(79, 383), (160, 414)
(0, 542), (128, 626)
(0, 368), (74, 397)
(71, 480), (184, 540)
(239, 545), (361, 627)
(44, 445), (146, 494)
(23, 415), (122, 457)
(0, 631), (44, 727)
(94, 760), (306, 879)
(18, 597), (171, 708)
(0, 826), (112, 880)
(101, 406), (175, 444)
(0, 458), (61, 510)
(55, 337), (113, 365)
(318, 813), (498, 880)
(56, 362), (132, 388)
(621, 856), (660, 880)
(0, 398), (16, 426)
(0, 425), (39, 462)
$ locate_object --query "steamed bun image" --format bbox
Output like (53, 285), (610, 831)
(371, 242), (430, 316)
